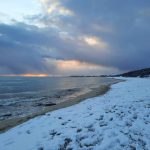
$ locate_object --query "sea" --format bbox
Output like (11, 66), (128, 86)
(0, 77), (116, 122)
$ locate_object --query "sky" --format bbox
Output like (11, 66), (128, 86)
(0, 0), (150, 76)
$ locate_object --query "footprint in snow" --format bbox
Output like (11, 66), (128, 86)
(49, 129), (61, 139)
(26, 130), (31, 134)
(99, 121), (108, 127)
(61, 121), (68, 125)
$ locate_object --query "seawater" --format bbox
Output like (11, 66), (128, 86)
(0, 77), (115, 121)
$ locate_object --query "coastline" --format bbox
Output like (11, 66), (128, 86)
(0, 78), (122, 133)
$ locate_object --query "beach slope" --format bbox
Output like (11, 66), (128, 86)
(0, 77), (150, 150)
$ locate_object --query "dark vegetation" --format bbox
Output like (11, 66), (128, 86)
(117, 68), (150, 77)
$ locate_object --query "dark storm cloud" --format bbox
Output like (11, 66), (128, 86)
(61, 0), (150, 70)
(0, 0), (150, 75)
(29, 0), (150, 71)
(0, 23), (55, 74)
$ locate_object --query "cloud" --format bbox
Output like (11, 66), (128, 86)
(0, 23), (52, 74)
(81, 36), (108, 48)
(45, 58), (120, 76)
(0, 0), (150, 75)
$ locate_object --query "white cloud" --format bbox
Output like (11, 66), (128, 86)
(38, 0), (74, 16)
(81, 36), (108, 48)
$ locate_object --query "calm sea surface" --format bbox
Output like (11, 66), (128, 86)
(0, 77), (115, 121)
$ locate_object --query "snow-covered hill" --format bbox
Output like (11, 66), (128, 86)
(0, 78), (150, 150)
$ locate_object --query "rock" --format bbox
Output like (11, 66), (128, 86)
(44, 103), (56, 106)
(37, 103), (56, 107)
(3, 113), (12, 117)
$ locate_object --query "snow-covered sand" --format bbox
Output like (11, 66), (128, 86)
(0, 78), (150, 150)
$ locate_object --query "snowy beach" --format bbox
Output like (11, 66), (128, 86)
(0, 77), (150, 150)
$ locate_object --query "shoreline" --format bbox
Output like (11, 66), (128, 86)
(0, 78), (122, 133)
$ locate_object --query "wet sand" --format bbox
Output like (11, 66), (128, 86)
(0, 78), (122, 133)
